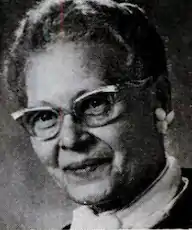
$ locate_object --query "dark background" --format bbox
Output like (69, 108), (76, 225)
(0, 0), (191, 229)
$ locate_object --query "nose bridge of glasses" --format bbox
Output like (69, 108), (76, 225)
(59, 106), (78, 125)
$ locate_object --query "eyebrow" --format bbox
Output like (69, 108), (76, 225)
(28, 90), (88, 109)
(28, 101), (57, 109)
(75, 85), (118, 103)
(71, 90), (88, 103)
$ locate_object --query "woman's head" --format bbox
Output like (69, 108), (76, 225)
(4, 0), (170, 108)
(2, 0), (172, 209)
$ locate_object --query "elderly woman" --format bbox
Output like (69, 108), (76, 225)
(2, 0), (192, 229)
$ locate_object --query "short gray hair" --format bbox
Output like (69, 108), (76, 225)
(1, 0), (171, 111)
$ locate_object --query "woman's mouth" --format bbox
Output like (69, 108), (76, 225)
(63, 157), (112, 179)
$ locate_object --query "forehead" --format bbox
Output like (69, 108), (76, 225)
(26, 40), (125, 108)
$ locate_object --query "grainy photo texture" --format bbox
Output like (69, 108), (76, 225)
(0, 0), (192, 229)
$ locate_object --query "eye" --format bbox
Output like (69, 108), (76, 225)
(27, 110), (58, 131)
(80, 94), (112, 116)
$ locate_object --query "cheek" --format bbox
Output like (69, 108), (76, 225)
(88, 118), (133, 151)
(30, 137), (59, 166)
(88, 120), (133, 173)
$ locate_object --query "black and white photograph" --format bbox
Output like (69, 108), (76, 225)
(0, 0), (192, 229)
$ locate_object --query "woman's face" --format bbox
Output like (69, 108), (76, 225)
(26, 40), (156, 205)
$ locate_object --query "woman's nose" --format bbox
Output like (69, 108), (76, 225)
(58, 114), (94, 150)
(59, 114), (79, 149)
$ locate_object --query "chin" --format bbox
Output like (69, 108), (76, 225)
(66, 177), (113, 205)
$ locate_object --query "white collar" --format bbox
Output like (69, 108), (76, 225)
(113, 155), (188, 228)
(70, 155), (189, 229)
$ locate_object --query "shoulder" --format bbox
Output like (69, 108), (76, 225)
(181, 168), (192, 195)
(62, 224), (71, 230)
(156, 167), (192, 228)
(182, 167), (192, 179)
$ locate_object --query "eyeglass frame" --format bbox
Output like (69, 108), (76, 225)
(11, 76), (153, 141)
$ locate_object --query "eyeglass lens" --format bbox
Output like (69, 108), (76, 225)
(23, 91), (118, 139)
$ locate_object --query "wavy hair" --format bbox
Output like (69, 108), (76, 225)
(1, 0), (171, 112)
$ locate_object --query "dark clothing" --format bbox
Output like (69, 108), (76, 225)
(155, 168), (192, 228)
(62, 168), (192, 229)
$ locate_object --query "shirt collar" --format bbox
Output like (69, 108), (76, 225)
(111, 155), (188, 228)
(70, 155), (189, 229)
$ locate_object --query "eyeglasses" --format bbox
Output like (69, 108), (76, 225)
(11, 78), (152, 141)
(11, 85), (123, 140)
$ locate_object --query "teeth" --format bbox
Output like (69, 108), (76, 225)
(75, 166), (93, 173)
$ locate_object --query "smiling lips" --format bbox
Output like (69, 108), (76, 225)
(63, 157), (113, 177)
